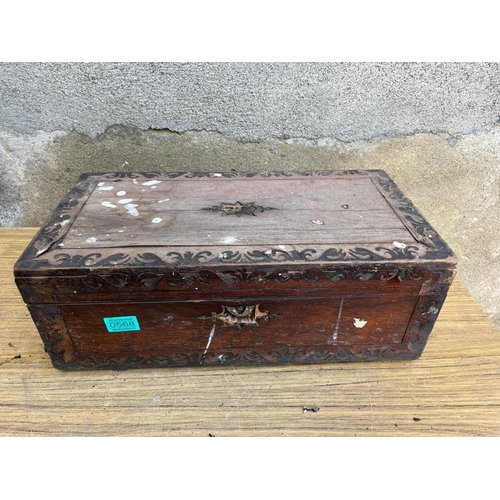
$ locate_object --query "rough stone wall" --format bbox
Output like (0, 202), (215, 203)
(1, 62), (499, 329)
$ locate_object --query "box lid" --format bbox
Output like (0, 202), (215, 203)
(14, 170), (456, 277)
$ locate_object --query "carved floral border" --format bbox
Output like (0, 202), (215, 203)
(18, 170), (455, 271)
(50, 345), (421, 370)
(75, 265), (430, 290)
(38, 244), (426, 270)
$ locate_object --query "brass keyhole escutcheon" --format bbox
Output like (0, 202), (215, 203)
(211, 304), (276, 329)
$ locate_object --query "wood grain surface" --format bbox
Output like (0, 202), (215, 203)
(65, 175), (410, 247)
(2, 228), (500, 436)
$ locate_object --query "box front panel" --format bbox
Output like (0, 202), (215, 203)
(44, 293), (419, 367)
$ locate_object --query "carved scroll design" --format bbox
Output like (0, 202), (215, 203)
(404, 268), (455, 353)
(210, 265), (428, 285)
(53, 344), (418, 370)
(82, 272), (130, 289)
(203, 201), (272, 216)
(414, 300), (440, 332)
(99, 170), (371, 181)
(81, 271), (165, 289)
(374, 173), (439, 249)
(407, 296), (445, 353)
(76, 265), (429, 290)
(31, 179), (93, 257)
(43, 244), (423, 270)
(213, 245), (421, 264)
(29, 305), (76, 365)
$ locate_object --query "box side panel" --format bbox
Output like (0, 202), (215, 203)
(402, 267), (457, 357)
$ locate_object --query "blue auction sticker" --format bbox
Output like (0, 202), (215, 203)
(103, 316), (140, 333)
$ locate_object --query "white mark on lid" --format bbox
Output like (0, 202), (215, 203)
(353, 318), (368, 328)
(60, 219), (70, 226)
(278, 245), (286, 250)
(118, 230), (124, 233)
(393, 241), (407, 249)
(97, 186), (113, 191)
(429, 306), (440, 315)
(86, 237), (98, 243)
(116, 190), (126, 196)
(118, 198), (133, 204)
(143, 180), (162, 186)
(58, 243), (64, 247)
(133, 179), (138, 184)
(221, 236), (237, 244)
(158, 199), (170, 203)
(151, 186), (157, 189)
(312, 219), (324, 225)
(152, 217), (162, 224)
(213, 173), (222, 177)
(101, 201), (117, 208)
(121, 161), (128, 168)
(98, 182), (105, 186)
(125, 203), (139, 217)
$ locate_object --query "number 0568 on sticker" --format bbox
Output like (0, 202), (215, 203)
(103, 316), (140, 333)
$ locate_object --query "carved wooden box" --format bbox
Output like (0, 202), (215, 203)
(14, 170), (456, 370)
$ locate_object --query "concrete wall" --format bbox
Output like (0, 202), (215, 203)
(1, 62), (499, 329)
(1, 62), (499, 140)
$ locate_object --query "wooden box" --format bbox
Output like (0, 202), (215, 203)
(14, 170), (457, 370)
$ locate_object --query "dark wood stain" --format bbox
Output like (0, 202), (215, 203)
(14, 170), (457, 370)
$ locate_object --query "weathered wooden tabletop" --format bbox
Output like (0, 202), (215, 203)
(1, 228), (500, 436)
